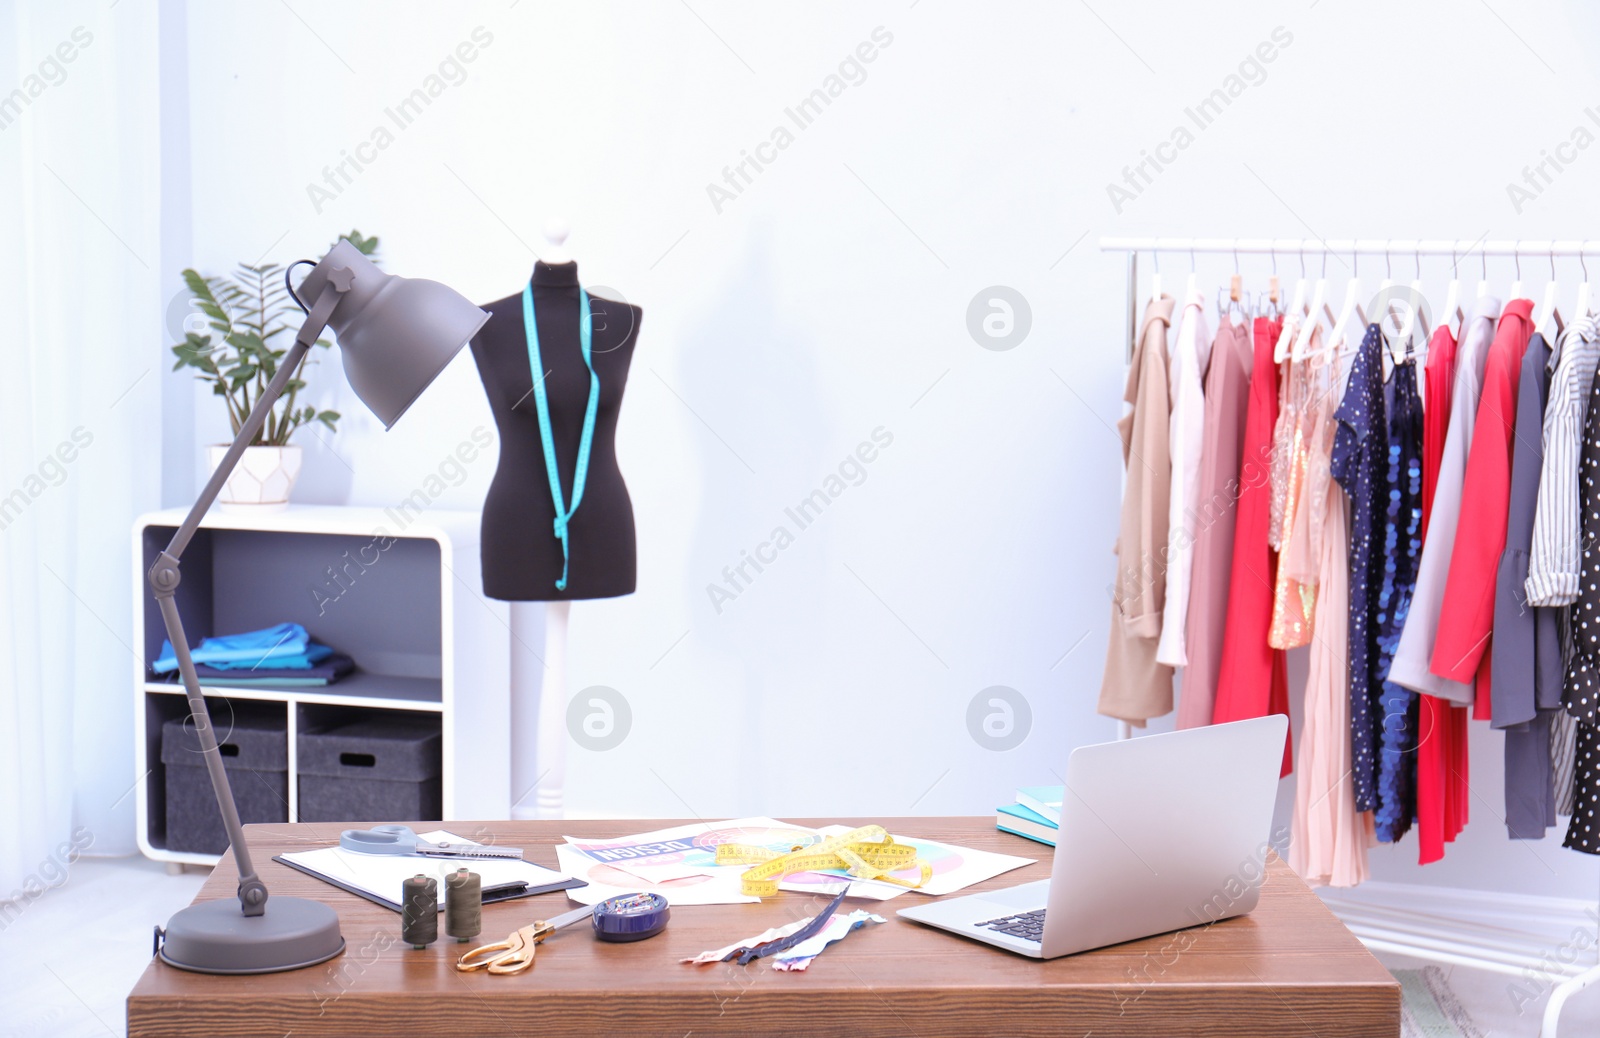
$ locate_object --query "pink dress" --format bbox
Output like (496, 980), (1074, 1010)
(1290, 345), (1374, 887)
(1179, 318), (1254, 729)
(1270, 333), (1326, 649)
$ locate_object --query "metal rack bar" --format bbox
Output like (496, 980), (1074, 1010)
(1100, 237), (1596, 256)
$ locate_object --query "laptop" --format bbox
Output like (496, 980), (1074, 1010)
(897, 715), (1288, 959)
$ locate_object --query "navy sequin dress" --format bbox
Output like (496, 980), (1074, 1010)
(1331, 325), (1388, 813)
(1374, 359), (1423, 841)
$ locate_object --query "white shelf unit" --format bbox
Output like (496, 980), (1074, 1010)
(132, 504), (509, 866)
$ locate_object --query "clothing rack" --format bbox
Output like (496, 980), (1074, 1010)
(1098, 236), (1600, 1038)
(1103, 237), (1599, 255)
(1102, 237), (1598, 364)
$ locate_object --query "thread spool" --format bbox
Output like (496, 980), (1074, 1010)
(445, 868), (482, 943)
(401, 874), (438, 949)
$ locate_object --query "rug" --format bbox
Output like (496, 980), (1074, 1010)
(1392, 965), (1485, 1038)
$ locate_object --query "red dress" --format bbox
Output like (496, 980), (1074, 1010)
(1416, 323), (1469, 864)
(1432, 300), (1535, 717)
(1213, 315), (1291, 776)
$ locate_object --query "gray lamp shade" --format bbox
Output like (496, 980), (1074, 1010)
(296, 240), (490, 428)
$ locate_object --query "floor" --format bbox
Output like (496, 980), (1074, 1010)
(1, 859), (1597, 1037)
(0, 857), (205, 1038)
(1377, 951), (1599, 1037)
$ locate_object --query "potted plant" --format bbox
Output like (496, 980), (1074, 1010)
(170, 230), (378, 509)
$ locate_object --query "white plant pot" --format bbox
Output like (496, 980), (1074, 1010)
(207, 444), (303, 511)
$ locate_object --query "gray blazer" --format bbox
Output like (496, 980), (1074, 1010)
(1492, 331), (1561, 839)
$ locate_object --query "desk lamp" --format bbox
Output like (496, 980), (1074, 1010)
(150, 240), (489, 973)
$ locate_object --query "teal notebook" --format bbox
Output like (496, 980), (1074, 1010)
(996, 802), (1057, 847)
(1016, 784), (1063, 824)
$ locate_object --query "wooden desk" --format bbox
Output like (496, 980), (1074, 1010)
(127, 818), (1399, 1037)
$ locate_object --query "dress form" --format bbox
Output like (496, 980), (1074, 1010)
(468, 221), (641, 818)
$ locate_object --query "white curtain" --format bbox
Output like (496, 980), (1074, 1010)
(0, 1), (162, 889)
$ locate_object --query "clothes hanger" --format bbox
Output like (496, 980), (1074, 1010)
(1373, 242), (1401, 376)
(1375, 240), (1393, 333)
(1328, 245), (1365, 356)
(1216, 239), (1250, 325)
(1293, 246), (1330, 359)
(1438, 243), (1461, 335)
(1303, 253), (1346, 364)
(1370, 239), (1413, 369)
(1258, 242), (1282, 319)
(1576, 244), (1593, 324)
(1394, 242), (1425, 363)
(1149, 244), (1162, 303)
(1183, 243), (1199, 303)
(1550, 248), (1582, 367)
(1476, 245), (1491, 300)
(1534, 245), (1564, 341)
(1275, 240), (1309, 362)
(1510, 250), (1524, 301)
(1267, 241), (1281, 315)
(1233, 240), (1250, 322)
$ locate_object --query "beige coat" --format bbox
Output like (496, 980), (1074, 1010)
(1098, 295), (1176, 725)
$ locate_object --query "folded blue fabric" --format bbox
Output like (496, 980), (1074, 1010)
(154, 622), (333, 674)
(186, 652), (356, 686)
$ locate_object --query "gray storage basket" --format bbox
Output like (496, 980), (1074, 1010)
(161, 712), (288, 854)
(298, 715), (442, 823)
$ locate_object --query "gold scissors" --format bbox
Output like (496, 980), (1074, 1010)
(456, 905), (592, 975)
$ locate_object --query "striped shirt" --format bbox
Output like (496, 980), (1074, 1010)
(1525, 313), (1600, 606)
(1553, 692), (1577, 816)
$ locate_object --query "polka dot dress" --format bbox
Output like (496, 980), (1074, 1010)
(1561, 363), (1600, 855)
(1331, 325), (1389, 813)
(1567, 726), (1599, 853)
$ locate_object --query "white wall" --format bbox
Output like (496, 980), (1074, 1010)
(163, 0), (1600, 898)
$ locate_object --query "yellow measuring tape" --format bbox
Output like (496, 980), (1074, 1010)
(714, 825), (932, 898)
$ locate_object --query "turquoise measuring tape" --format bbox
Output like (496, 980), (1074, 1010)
(521, 282), (599, 591)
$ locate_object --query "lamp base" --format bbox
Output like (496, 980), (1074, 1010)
(158, 896), (344, 974)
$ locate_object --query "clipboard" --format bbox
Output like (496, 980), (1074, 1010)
(274, 829), (586, 913)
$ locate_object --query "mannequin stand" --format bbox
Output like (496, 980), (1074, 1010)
(509, 600), (569, 819)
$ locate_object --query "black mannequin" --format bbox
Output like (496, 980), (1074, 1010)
(469, 261), (642, 600)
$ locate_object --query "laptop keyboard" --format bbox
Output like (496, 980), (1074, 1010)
(978, 909), (1045, 942)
